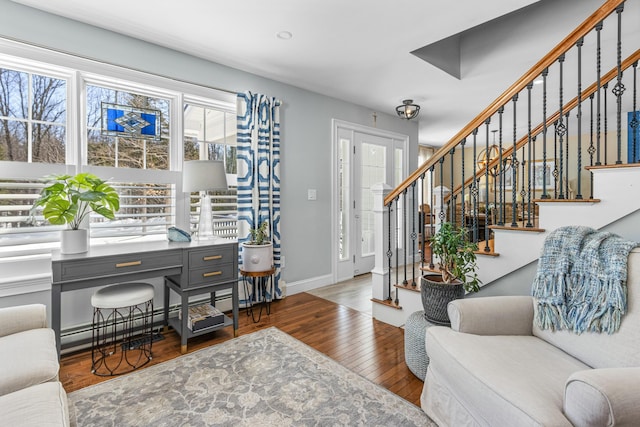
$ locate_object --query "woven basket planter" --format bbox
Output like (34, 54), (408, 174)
(420, 274), (465, 325)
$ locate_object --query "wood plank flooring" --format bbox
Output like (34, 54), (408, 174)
(59, 292), (424, 407)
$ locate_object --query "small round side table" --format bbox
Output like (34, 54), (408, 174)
(240, 268), (275, 323)
(404, 310), (437, 381)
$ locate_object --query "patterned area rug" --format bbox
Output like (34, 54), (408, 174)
(69, 327), (433, 426)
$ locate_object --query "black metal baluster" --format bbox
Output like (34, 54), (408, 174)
(472, 128), (479, 241)
(461, 138), (466, 230)
(632, 61), (638, 163)
(589, 93), (595, 199)
(395, 196), (400, 305)
(439, 157), (445, 224)
(596, 21), (603, 166)
(614, 3), (625, 165)
(604, 82), (609, 165)
(387, 203), (392, 302)
(402, 189), (408, 285)
(557, 54), (566, 199)
(520, 145), (526, 223)
(526, 82), (534, 227)
(450, 148), (455, 223)
(411, 182), (417, 287)
(553, 121), (558, 198)
(484, 119), (491, 249)
(498, 107), (506, 224)
(420, 173), (425, 269)
(576, 38), (584, 199)
(542, 68), (550, 199)
(429, 166), (435, 269)
(511, 95), (519, 227)
(565, 112), (570, 198)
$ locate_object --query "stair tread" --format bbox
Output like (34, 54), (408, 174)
(490, 224), (545, 232)
(533, 198), (601, 203)
(371, 297), (402, 310)
(394, 280), (421, 292)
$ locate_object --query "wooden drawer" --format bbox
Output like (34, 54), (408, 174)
(188, 245), (235, 269)
(56, 249), (182, 283)
(187, 263), (237, 287)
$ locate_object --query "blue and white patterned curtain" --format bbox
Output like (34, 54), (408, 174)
(237, 92), (283, 298)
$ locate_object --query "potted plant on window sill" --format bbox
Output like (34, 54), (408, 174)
(241, 220), (273, 272)
(31, 173), (120, 254)
(421, 221), (481, 325)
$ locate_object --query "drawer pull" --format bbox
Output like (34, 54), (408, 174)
(115, 261), (142, 268)
(203, 255), (223, 261)
(203, 271), (223, 277)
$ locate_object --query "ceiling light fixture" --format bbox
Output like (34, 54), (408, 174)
(276, 31), (293, 40)
(396, 99), (420, 120)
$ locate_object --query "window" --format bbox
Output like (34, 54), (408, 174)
(183, 102), (237, 238)
(0, 43), (236, 271)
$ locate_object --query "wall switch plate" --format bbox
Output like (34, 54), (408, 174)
(307, 189), (317, 200)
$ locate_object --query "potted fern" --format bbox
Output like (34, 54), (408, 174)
(31, 173), (120, 254)
(241, 220), (273, 272)
(421, 221), (481, 325)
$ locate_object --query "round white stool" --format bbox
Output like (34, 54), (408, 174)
(91, 282), (155, 376)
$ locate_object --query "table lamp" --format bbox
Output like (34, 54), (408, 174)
(183, 160), (228, 239)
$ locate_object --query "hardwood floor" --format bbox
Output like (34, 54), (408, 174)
(59, 292), (424, 407)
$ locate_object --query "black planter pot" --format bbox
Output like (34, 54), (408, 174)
(420, 274), (465, 326)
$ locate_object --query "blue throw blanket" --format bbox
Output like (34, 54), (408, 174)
(532, 225), (637, 334)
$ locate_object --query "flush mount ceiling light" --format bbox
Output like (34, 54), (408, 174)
(396, 99), (420, 120)
(276, 31), (293, 40)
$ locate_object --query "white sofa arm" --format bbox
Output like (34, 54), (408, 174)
(447, 296), (534, 335)
(565, 368), (640, 427)
(0, 304), (47, 337)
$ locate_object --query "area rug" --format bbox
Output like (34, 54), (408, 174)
(68, 327), (433, 426)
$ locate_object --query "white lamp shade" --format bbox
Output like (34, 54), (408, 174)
(183, 160), (228, 193)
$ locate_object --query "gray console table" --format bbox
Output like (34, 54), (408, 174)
(51, 239), (239, 356)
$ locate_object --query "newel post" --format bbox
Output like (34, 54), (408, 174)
(371, 183), (392, 301)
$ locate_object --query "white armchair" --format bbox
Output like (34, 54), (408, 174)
(421, 248), (640, 426)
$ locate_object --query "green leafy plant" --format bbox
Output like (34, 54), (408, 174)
(429, 221), (481, 292)
(31, 173), (120, 230)
(247, 220), (270, 245)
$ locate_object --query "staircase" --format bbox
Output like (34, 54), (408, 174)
(371, 0), (640, 327)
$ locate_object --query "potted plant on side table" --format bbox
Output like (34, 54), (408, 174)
(421, 221), (481, 325)
(31, 173), (120, 254)
(241, 220), (273, 272)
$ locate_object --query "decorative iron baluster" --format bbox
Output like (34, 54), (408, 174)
(557, 54), (566, 200)
(589, 93), (596, 199)
(472, 128), (479, 241)
(520, 145), (526, 224)
(526, 82), (534, 228)
(419, 173), (426, 269)
(576, 37), (584, 199)
(553, 121), (559, 198)
(450, 147), (455, 223)
(402, 189), (408, 285)
(541, 68), (550, 199)
(439, 157), (445, 224)
(411, 182), (417, 287)
(632, 61), (639, 163)
(484, 118), (491, 249)
(511, 95), (519, 227)
(604, 82), (609, 165)
(614, 3), (625, 164)
(565, 111), (570, 198)
(596, 21), (603, 166)
(394, 196), (400, 305)
(460, 138), (466, 230)
(387, 203), (392, 302)
(429, 166), (435, 269)
(498, 107), (506, 224)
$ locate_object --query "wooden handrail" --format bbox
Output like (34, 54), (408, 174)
(384, 0), (625, 206)
(447, 49), (640, 199)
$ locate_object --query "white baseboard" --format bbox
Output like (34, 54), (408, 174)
(284, 274), (334, 295)
(0, 274), (50, 297)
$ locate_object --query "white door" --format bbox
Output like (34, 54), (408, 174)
(335, 123), (406, 280)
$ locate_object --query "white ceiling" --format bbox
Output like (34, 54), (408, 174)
(11, 0), (619, 146)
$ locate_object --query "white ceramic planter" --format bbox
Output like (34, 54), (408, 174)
(241, 243), (273, 272)
(61, 229), (89, 254)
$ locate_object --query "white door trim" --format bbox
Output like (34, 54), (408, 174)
(331, 119), (409, 285)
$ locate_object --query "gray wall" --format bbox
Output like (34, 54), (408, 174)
(0, 0), (418, 287)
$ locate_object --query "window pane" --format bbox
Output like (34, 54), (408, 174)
(31, 124), (65, 164)
(86, 84), (170, 170)
(0, 68), (27, 119)
(204, 109), (224, 143)
(225, 113), (236, 146)
(183, 136), (199, 161)
(31, 74), (66, 124)
(0, 120), (27, 161)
